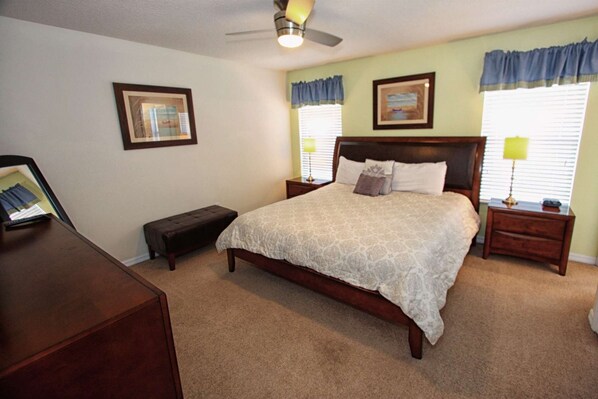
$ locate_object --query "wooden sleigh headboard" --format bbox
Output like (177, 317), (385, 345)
(332, 136), (486, 211)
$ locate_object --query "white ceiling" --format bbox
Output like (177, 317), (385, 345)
(1, 0), (597, 71)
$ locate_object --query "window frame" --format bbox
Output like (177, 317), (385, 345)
(298, 104), (343, 181)
(480, 83), (590, 205)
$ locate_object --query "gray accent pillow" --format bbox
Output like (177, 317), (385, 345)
(364, 159), (395, 195)
(353, 173), (385, 197)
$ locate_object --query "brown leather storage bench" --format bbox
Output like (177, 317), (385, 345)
(143, 205), (237, 270)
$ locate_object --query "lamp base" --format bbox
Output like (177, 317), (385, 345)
(306, 175), (314, 182)
(502, 195), (518, 206)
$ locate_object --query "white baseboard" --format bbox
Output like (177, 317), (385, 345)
(569, 253), (598, 265)
(122, 236), (597, 267)
(121, 252), (151, 267)
(476, 234), (597, 266)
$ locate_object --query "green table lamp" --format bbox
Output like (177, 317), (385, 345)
(303, 137), (316, 182)
(503, 136), (529, 206)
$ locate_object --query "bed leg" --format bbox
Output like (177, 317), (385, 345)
(227, 249), (236, 272)
(408, 320), (423, 359)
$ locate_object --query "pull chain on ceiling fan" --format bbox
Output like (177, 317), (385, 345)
(226, 0), (342, 48)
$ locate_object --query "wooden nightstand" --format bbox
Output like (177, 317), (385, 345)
(286, 177), (331, 199)
(483, 198), (575, 275)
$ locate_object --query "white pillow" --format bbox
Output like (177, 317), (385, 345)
(335, 156), (365, 185)
(364, 159), (395, 195)
(392, 161), (447, 195)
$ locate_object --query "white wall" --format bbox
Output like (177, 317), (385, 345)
(0, 17), (291, 263)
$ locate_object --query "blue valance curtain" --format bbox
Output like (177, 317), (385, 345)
(0, 183), (38, 212)
(291, 75), (344, 108)
(480, 38), (598, 92)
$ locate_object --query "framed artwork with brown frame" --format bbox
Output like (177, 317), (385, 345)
(373, 72), (435, 130)
(113, 83), (198, 150)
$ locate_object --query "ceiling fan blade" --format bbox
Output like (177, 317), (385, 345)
(304, 28), (342, 47)
(285, 0), (315, 25)
(225, 29), (272, 36)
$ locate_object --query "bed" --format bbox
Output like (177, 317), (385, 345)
(216, 136), (486, 359)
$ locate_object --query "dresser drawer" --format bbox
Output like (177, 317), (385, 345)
(493, 212), (565, 240)
(491, 231), (562, 261)
(287, 184), (314, 198)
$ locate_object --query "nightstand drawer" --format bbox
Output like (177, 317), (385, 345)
(493, 212), (565, 240)
(492, 231), (562, 261)
(287, 184), (315, 198)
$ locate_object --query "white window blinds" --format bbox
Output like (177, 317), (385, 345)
(480, 83), (589, 204)
(299, 104), (342, 180)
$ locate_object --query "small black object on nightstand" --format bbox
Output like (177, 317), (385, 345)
(542, 198), (562, 208)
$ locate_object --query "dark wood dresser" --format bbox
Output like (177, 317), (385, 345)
(483, 198), (575, 275)
(286, 177), (331, 199)
(0, 217), (183, 398)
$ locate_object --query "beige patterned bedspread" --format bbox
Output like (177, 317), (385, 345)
(216, 183), (480, 344)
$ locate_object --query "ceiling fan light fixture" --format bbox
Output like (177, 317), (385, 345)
(277, 31), (304, 48)
(226, 4), (342, 49)
(274, 10), (305, 48)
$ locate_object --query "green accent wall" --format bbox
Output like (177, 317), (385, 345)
(287, 15), (598, 259)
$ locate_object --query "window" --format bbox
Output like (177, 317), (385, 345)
(480, 83), (590, 204)
(299, 104), (342, 180)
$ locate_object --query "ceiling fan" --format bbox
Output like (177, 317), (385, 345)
(226, 0), (342, 48)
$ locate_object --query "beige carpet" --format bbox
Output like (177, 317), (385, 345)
(132, 247), (598, 398)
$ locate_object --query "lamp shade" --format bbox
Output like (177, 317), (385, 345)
(303, 138), (316, 153)
(503, 137), (529, 160)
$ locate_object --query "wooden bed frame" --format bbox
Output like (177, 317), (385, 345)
(226, 136), (486, 359)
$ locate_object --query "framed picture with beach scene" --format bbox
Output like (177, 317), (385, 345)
(113, 83), (198, 150)
(373, 72), (435, 130)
